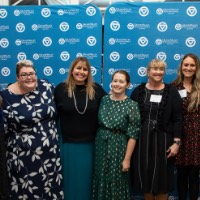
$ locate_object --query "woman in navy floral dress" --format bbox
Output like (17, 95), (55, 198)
(0, 96), (9, 200)
(0, 60), (63, 200)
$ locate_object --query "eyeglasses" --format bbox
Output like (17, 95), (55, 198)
(19, 72), (36, 79)
(150, 67), (165, 71)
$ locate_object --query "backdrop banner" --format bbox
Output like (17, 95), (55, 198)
(103, 2), (200, 96)
(0, 3), (200, 199)
(0, 5), (102, 88)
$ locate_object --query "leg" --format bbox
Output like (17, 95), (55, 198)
(144, 193), (154, 200)
(155, 193), (168, 200)
(188, 165), (199, 200)
(176, 165), (189, 200)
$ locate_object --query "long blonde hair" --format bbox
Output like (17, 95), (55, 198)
(174, 53), (200, 112)
(65, 57), (95, 100)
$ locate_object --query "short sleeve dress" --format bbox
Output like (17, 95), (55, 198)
(92, 95), (140, 200)
(0, 79), (63, 200)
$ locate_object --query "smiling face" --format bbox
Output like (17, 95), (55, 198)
(17, 66), (37, 92)
(181, 56), (197, 79)
(71, 61), (89, 85)
(111, 72), (129, 96)
(148, 66), (165, 83)
(147, 59), (166, 84)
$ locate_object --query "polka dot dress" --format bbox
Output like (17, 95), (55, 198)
(92, 95), (140, 200)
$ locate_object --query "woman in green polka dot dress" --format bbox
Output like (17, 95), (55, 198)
(92, 70), (141, 200)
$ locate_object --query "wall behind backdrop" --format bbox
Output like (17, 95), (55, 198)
(0, 3), (200, 199)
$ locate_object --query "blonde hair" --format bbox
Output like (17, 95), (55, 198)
(174, 53), (200, 112)
(65, 57), (95, 100)
(146, 59), (167, 74)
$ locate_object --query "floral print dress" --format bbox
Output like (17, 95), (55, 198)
(173, 82), (200, 166)
(92, 95), (140, 200)
(0, 79), (63, 200)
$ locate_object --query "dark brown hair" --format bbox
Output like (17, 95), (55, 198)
(112, 70), (131, 84)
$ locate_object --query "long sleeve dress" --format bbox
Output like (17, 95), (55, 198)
(0, 79), (63, 200)
(92, 95), (140, 200)
(172, 82), (200, 166)
(130, 83), (182, 195)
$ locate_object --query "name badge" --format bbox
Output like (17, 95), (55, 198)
(150, 94), (162, 103)
(178, 89), (187, 98)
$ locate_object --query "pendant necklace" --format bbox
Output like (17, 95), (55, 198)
(72, 91), (88, 114)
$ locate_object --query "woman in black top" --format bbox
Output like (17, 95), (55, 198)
(130, 59), (182, 200)
(54, 57), (106, 200)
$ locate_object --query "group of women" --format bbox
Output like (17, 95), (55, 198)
(0, 53), (199, 200)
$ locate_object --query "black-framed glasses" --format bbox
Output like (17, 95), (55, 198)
(19, 72), (36, 79)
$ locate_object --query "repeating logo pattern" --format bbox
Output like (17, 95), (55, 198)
(41, 8), (51, 18)
(87, 36), (96, 46)
(16, 23), (25, 32)
(86, 6), (96, 16)
(103, 2), (200, 97)
(138, 37), (148, 47)
(110, 52), (120, 62)
(1, 67), (10, 76)
(186, 6), (197, 17)
(1, 3), (200, 104)
(43, 66), (53, 76)
(110, 21), (120, 31)
(157, 22), (168, 32)
(17, 52), (27, 60)
(59, 22), (69, 32)
(138, 67), (147, 77)
(0, 5), (102, 88)
(0, 9), (7, 18)
(0, 38), (9, 48)
(42, 37), (52, 47)
(139, 6), (149, 16)
(60, 51), (70, 61)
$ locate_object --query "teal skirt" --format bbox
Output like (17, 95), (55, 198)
(61, 142), (94, 200)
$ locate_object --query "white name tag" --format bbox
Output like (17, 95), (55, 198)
(178, 89), (187, 98)
(150, 94), (162, 103)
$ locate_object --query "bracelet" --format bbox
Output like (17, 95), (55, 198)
(173, 140), (181, 146)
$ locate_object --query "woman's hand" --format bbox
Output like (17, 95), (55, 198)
(166, 143), (180, 158)
(122, 158), (130, 172)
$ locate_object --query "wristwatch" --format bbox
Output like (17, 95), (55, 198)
(173, 140), (181, 146)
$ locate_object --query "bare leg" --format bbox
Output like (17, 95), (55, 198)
(144, 193), (154, 200)
(155, 193), (168, 200)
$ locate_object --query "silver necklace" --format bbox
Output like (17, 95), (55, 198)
(72, 91), (88, 114)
